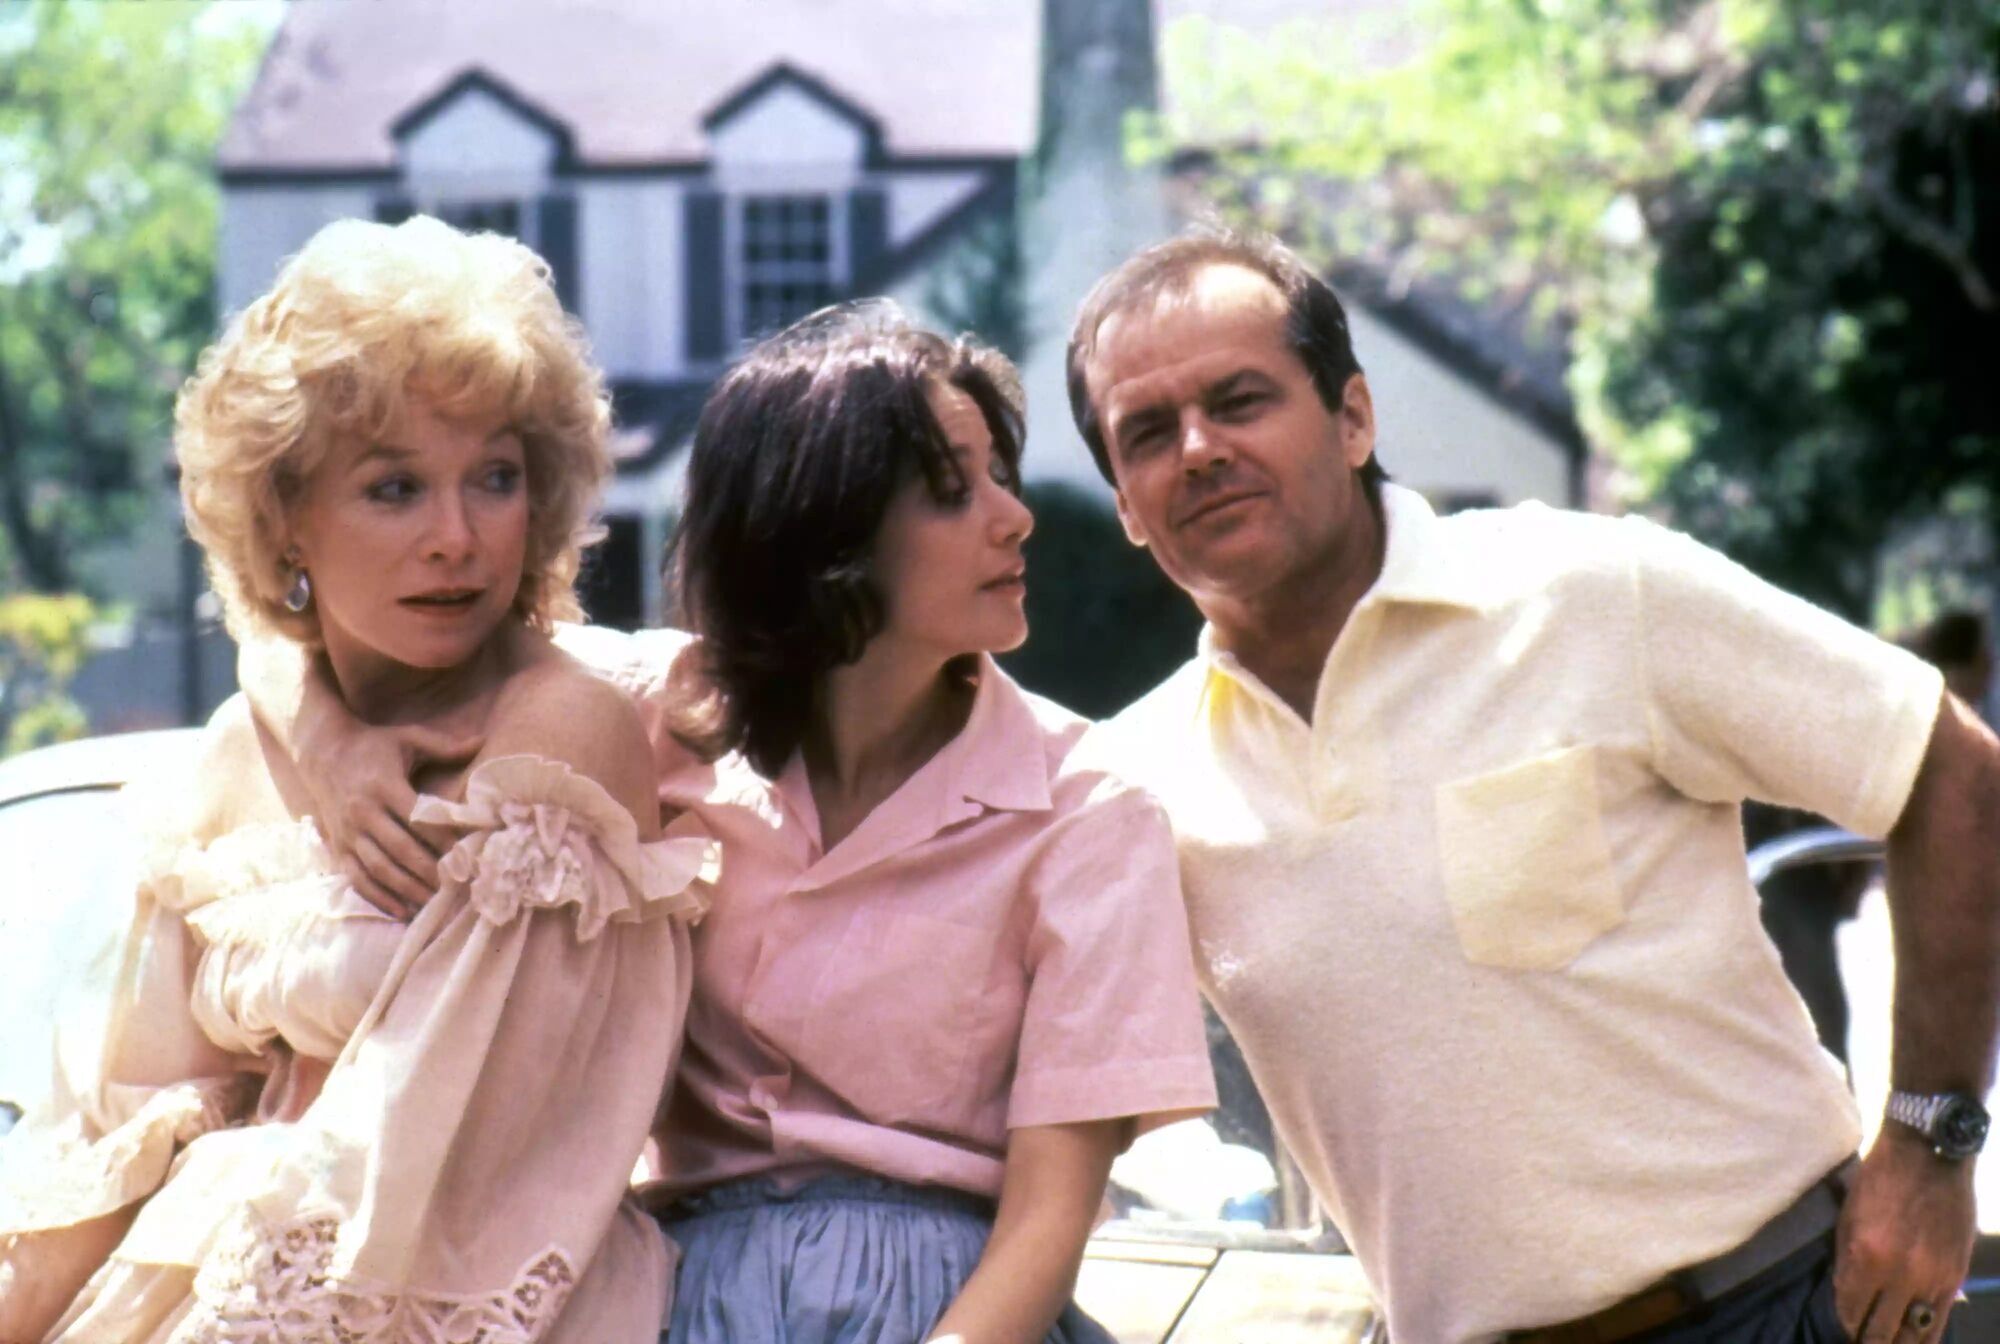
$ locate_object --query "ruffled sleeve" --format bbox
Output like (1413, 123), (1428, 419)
(410, 752), (711, 941)
(171, 754), (714, 1344)
(0, 818), (262, 1340)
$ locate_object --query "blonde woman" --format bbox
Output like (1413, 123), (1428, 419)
(0, 217), (710, 1342)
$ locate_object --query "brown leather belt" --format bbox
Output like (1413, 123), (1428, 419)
(1505, 1161), (1852, 1344)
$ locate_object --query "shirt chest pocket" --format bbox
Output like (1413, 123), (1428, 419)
(800, 911), (1001, 1127)
(1433, 744), (1625, 971)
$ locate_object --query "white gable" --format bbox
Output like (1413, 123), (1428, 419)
(401, 84), (561, 195)
(1347, 305), (1572, 507)
(708, 80), (870, 172)
(219, 186), (379, 318)
(889, 171), (988, 248)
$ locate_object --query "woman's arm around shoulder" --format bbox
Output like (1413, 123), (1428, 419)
(238, 639), (477, 917)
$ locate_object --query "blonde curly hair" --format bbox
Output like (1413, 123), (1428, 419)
(175, 215), (613, 645)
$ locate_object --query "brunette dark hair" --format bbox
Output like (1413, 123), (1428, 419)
(666, 301), (1025, 775)
(1066, 225), (1384, 493)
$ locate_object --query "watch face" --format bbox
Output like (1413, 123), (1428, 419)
(1938, 1098), (1991, 1159)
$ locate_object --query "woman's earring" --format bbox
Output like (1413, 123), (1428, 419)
(283, 566), (313, 614)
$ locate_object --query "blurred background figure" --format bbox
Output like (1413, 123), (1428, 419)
(1911, 608), (1995, 723)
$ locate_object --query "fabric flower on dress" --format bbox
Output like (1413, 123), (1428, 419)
(411, 756), (714, 942)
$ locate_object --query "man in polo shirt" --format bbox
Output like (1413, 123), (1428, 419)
(1067, 229), (2000, 1344)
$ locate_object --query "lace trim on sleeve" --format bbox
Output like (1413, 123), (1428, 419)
(175, 1211), (576, 1344)
(410, 755), (714, 942)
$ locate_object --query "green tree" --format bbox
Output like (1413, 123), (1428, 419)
(0, 0), (270, 594)
(1161, 0), (2000, 619)
(0, 590), (94, 752)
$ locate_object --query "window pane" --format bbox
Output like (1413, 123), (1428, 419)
(740, 194), (838, 337)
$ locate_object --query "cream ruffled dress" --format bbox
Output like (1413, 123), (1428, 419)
(0, 755), (712, 1344)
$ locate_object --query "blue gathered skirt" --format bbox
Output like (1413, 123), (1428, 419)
(656, 1172), (1117, 1344)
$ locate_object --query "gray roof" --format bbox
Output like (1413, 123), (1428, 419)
(220, 0), (1038, 171)
(219, 0), (1391, 173)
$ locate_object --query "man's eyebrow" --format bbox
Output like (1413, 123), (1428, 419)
(1205, 369), (1274, 401)
(1109, 400), (1175, 446)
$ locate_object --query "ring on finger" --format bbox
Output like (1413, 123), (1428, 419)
(1905, 1302), (1937, 1333)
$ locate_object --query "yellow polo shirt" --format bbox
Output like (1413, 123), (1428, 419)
(1080, 485), (1943, 1344)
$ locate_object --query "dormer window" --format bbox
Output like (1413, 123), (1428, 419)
(740, 195), (837, 338)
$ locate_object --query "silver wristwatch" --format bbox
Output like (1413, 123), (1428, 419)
(1886, 1090), (1991, 1160)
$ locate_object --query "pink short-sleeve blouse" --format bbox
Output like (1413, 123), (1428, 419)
(625, 644), (1216, 1202)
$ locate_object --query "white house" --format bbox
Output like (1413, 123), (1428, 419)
(210, 0), (1585, 631)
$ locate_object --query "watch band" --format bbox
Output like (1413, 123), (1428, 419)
(1886, 1089), (1990, 1160)
(1886, 1090), (1949, 1137)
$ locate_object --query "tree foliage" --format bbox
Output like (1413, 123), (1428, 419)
(0, 1), (270, 594)
(0, 590), (94, 753)
(1162, 0), (2000, 618)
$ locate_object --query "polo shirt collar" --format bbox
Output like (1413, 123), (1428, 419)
(1193, 483), (1503, 705)
(940, 655), (1055, 814)
(771, 654), (1052, 891)
(1364, 483), (1502, 613)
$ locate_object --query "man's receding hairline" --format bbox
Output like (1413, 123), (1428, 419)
(1185, 259), (1290, 306)
(1082, 258), (1290, 381)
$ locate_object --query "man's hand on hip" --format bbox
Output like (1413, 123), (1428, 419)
(1833, 1129), (1975, 1343)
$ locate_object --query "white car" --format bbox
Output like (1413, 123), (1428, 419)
(0, 730), (199, 1135)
